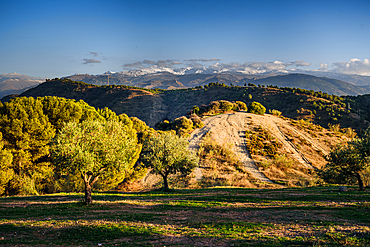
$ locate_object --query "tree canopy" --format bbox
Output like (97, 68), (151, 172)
(0, 96), (150, 196)
(247, 101), (266, 115)
(319, 127), (370, 190)
(51, 120), (141, 204)
(141, 131), (198, 191)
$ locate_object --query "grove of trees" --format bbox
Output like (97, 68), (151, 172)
(0, 96), (150, 197)
(0, 95), (199, 203)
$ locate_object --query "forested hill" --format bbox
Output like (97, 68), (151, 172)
(3, 78), (369, 130)
(250, 74), (369, 96)
(64, 72), (370, 96)
(4, 79), (166, 127)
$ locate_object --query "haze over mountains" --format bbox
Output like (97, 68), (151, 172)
(65, 68), (370, 96)
(0, 73), (45, 98)
(2, 67), (370, 99)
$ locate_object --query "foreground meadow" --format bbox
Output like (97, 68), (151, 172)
(0, 186), (369, 246)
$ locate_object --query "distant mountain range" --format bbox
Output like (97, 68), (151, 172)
(65, 72), (370, 96)
(4, 78), (369, 131)
(0, 73), (44, 98)
(1, 69), (370, 99)
(247, 74), (369, 96)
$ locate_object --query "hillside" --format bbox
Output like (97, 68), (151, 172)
(65, 72), (250, 89)
(6, 79), (166, 126)
(0, 73), (43, 98)
(249, 73), (368, 96)
(345, 94), (370, 123)
(4, 78), (369, 130)
(188, 112), (350, 188)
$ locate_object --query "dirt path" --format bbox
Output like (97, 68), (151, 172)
(251, 114), (316, 170)
(189, 112), (274, 183)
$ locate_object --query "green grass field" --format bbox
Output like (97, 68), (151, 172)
(0, 186), (369, 246)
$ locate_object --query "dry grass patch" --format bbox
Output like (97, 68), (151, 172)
(197, 134), (256, 188)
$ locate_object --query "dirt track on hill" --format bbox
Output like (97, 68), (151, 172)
(251, 114), (316, 170)
(189, 112), (273, 184)
(189, 112), (331, 184)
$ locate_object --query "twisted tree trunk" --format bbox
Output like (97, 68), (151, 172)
(162, 174), (170, 191)
(355, 172), (365, 191)
(84, 183), (92, 205)
(82, 173), (100, 205)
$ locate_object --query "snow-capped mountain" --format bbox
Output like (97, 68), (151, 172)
(0, 73), (45, 99)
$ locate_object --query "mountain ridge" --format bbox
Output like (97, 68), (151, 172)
(64, 73), (369, 96)
(4, 78), (369, 131)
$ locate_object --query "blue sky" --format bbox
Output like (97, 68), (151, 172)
(1, 0), (370, 78)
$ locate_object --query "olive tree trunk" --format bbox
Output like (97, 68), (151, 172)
(82, 174), (100, 205)
(162, 174), (170, 191)
(84, 183), (93, 205)
(356, 172), (365, 191)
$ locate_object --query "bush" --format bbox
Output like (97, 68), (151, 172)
(189, 114), (204, 129)
(171, 116), (194, 134)
(218, 100), (234, 112)
(247, 101), (266, 115)
(157, 120), (171, 131)
(234, 101), (247, 111)
(269, 109), (282, 116)
(207, 101), (221, 113)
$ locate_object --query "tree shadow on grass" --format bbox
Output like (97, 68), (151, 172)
(0, 223), (155, 246)
(0, 223), (343, 247)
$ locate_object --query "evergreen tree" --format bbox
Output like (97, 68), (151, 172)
(40, 96), (83, 130)
(0, 97), (55, 195)
(0, 132), (14, 195)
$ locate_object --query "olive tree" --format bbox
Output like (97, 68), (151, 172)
(141, 131), (198, 191)
(319, 128), (370, 191)
(51, 121), (140, 204)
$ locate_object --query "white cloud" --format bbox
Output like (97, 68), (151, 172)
(183, 58), (221, 69)
(332, 58), (370, 76)
(83, 58), (101, 64)
(319, 63), (328, 70)
(263, 60), (287, 70)
(121, 59), (312, 75)
(184, 58), (221, 62)
(247, 62), (265, 69)
(123, 59), (182, 69)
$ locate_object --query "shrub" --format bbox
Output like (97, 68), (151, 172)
(157, 120), (171, 131)
(189, 114), (204, 129)
(171, 116), (194, 134)
(234, 101), (247, 111)
(247, 101), (266, 115)
(207, 101), (221, 113)
(192, 105), (200, 115)
(269, 109), (282, 116)
(218, 100), (234, 112)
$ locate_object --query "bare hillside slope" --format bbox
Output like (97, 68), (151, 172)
(189, 112), (347, 186)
